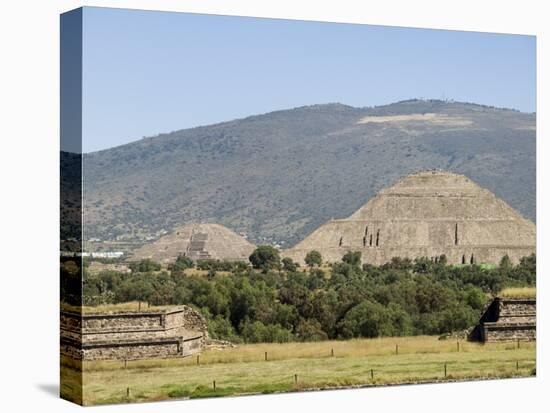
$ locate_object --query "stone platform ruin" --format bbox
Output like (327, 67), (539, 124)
(469, 297), (536, 343)
(61, 305), (208, 361)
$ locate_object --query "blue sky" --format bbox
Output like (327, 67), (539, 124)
(81, 7), (536, 152)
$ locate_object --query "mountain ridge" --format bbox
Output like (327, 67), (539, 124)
(81, 99), (535, 249)
(86, 99), (532, 155)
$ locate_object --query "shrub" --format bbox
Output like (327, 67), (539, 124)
(305, 250), (322, 268)
(249, 246), (281, 272)
(338, 301), (411, 338)
(241, 320), (293, 343)
(342, 251), (362, 267)
(129, 259), (161, 273)
(295, 319), (329, 341)
(169, 255), (194, 272)
(208, 315), (242, 343)
(282, 257), (299, 272)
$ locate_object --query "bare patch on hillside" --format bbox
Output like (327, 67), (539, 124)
(357, 113), (473, 126)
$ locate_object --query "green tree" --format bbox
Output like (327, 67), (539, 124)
(295, 319), (328, 342)
(438, 305), (478, 333)
(338, 300), (411, 338)
(241, 320), (293, 343)
(510, 254), (536, 285)
(282, 257), (299, 272)
(519, 254), (536, 273)
(249, 246), (281, 272)
(413, 257), (433, 274)
(169, 255), (194, 272)
(342, 251), (362, 267)
(382, 256), (413, 271)
(463, 285), (487, 311)
(129, 259), (161, 273)
(499, 255), (512, 272)
(208, 315), (241, 342)
(304, 250), (322, 268)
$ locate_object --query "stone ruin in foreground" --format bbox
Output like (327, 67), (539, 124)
(469, 297), (536, 343)
(284, 170), (535, 266)
(61, 305), (208, 361)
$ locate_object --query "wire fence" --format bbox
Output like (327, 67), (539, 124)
(117, 340), (535, 400)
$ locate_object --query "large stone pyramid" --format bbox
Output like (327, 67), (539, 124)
(131, 223), (256, 264)
(284, 170), (535, 266)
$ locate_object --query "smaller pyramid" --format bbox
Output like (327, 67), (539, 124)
(131, 223), (255, 264)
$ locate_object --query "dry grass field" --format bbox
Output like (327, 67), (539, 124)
(61, 336), (536, 405)
(499, 287), (536, 298)
(61, 301), (174, 314)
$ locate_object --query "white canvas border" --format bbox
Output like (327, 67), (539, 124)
(0, 1), (547, 412)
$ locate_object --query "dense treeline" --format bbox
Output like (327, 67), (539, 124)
(75, 251), (536, 343)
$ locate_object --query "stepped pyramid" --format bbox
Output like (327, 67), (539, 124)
(131, 223), (256, 264)
(284, 170), (535, 265)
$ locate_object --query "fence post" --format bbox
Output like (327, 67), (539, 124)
(371, 369), (374, 380)
(331, 348), (334, 357)
(197, 355), (200, 365)
(213, 380), (216, 390)
(457, 341), (460, 352)
(265, 351), (268, 361)
(126, 387), (130, 398)
(124, 359), (127, 369)
(294, 374), (298, 384)
(444, 363), (447, 378)
(516, 361), (519, 371)
(517, 338), (520, 349)
(395, 344), (398, 355)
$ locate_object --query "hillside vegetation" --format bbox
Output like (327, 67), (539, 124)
(72, 251), (536, 343)
(82, 99), (536, 247)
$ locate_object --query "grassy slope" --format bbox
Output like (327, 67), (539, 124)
(61, 301), (177, 314)
(499, 287), (536, 298)
(61, 336), (536, 405)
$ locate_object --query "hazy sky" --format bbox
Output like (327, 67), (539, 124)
(81, 7), (536, 152)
